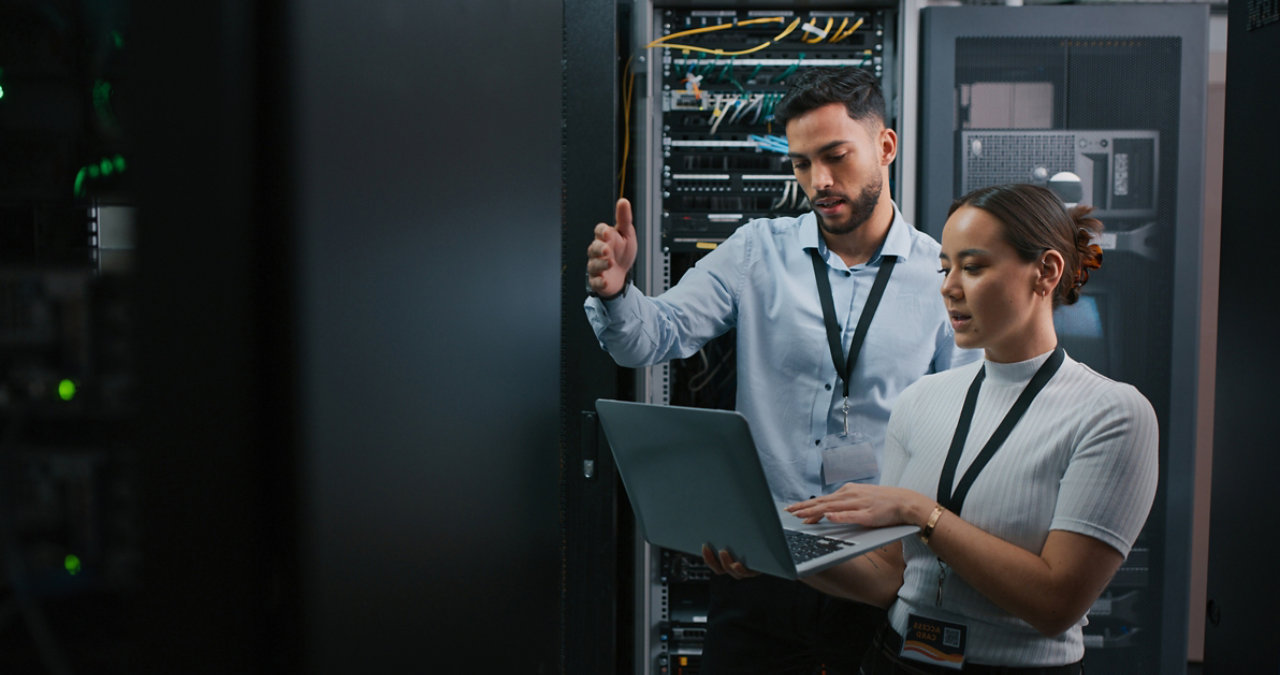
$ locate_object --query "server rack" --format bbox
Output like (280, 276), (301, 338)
(621, 3), (901, 673)
(918, 6), (1207, 674)
(0, 2), (140, 671)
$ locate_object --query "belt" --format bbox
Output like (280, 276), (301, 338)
(869, 624), (1083, 675)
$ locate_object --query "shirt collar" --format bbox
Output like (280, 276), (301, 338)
(800, 202), (913, 264)
(983, 347), (1061, 385)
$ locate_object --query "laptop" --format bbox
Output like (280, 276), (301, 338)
(595, 398), (919, 580)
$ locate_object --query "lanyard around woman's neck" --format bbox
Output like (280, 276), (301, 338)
(936, 345), (1066, 515)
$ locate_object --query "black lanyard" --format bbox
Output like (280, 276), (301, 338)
(936, 345), (1065, 515)
(808, 248), (897, 399)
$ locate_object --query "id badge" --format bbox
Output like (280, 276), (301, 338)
(819, 431), (877, 486)
(899, 613), (967, 670)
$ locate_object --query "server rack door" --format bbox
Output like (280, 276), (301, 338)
(1204, 1), (1280, 672)
(563, 0), (634, 672)
(290, 0), (568, 671)
(919, 6), (1208, 674)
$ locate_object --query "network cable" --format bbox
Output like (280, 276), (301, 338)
(645, 16), (802, 57)
(749, 134), (789, 155)
(801, 17), (833, 44)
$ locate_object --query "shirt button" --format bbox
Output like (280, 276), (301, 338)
(843, 270), (851, 277)
(825, 383), (832, 390)
(814, 439), (821, 446)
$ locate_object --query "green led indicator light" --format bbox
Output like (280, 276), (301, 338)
(73, 154), (128, 198)
(58, 379), (76, 401)
(65, 554), (82, 576)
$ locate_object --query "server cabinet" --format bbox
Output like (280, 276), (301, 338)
(615, 3), (902, 673)
(918, 6), (1207, 674)
(133, 0), (567, 671)
(1204, 1), (1280, 672)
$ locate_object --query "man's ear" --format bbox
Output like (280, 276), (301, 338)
(879, 127), (898, 166)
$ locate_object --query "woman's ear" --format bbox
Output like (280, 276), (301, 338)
(1037, 249), (1066, 297)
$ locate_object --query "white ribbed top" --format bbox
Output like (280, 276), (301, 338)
(883, 350), (1158, 667)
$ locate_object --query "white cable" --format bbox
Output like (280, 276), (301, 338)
(771, 181), (787, 210)
(706, 94), (724, 129)
(729, 94), (758, 124)
(710, 96), (735, 135)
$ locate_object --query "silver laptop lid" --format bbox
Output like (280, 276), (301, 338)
(595, 398), (798, 578)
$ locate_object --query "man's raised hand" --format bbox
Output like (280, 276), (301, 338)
(586, 198), (637, 298)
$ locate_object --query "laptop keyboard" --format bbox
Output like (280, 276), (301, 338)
(785, 529), (854, 564)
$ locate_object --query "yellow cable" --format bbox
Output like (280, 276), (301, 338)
(644, 16), (782, 48)
(831, 17), (864, 43)
(645, 17), (800, 57)
(830, 18), (850, 44)
(619, 54), (635, 199)
(802, 17), (833, 44)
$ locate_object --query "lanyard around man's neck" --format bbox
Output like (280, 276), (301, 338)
(808, 248), (897, 416)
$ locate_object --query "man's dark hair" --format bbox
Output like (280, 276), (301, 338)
(772, 66), (886, 130)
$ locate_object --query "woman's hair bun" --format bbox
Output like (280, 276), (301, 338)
(1066, 205), (1104, 303)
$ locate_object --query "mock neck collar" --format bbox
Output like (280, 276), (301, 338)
(983, 347), (1061, 385)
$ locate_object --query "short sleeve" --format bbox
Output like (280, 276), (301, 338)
(1050, 385), (1159, 556)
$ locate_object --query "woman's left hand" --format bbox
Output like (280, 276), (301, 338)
(786, 483), (932, 528)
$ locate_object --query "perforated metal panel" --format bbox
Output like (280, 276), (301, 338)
(920, 6), (1208, 674)
(959, 130), (1160, 219)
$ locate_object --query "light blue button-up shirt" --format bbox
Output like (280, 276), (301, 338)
(585, 206), (979, 502)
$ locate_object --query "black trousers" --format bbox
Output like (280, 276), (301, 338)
(860, 623), (1084, 675)
(701, 573), (888, 675)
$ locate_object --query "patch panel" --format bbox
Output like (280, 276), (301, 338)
(655, 8), (893, 252)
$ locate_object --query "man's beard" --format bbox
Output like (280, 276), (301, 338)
(815, 175), (882, 236)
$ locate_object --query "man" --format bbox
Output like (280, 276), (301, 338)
(585, 67), (978, 674)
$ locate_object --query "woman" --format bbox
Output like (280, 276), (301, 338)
(708, 183), (1158, 673)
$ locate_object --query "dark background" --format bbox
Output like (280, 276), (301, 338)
(130, 0), (565, 672)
